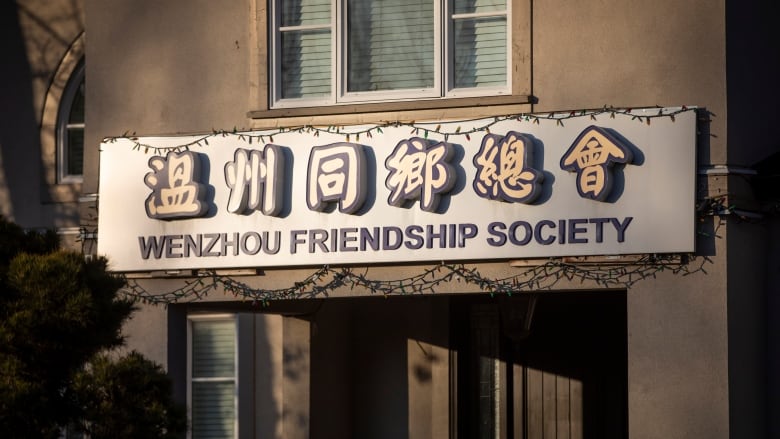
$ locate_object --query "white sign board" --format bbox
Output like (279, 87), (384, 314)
(98, 108), (696, 272)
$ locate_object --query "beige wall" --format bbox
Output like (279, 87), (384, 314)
(533, 0), (728, 166)
(83, 0), (253, 196)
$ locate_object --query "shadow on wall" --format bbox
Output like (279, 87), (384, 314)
(306, 293), (627, 439)
(0, 1), (84, 227)
(0, 1), (41, 225)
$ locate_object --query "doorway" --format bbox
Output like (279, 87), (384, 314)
(452, 292), (628, 439)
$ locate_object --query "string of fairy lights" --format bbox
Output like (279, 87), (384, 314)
(103, 105), (696, 155)
(101, 106), (725, 305)
(119, 255), (711, 306)
(110, 193), (742, 305)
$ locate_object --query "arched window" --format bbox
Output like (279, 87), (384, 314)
(57, 59), (84, 183)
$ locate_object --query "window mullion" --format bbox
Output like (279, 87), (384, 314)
(279, 23), (331, 32)
(443, 0), (452, 95)
(333, 0), (341, 105)
(451, 10), (507, 20)
(191, 376), (235, 383)
(272, 2), (282, 104)
(434, 0), (443, 97)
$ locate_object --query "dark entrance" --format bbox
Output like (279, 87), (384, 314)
(453, 292), (628, 439)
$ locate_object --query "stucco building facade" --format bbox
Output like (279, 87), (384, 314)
(2, 1), (778, 438)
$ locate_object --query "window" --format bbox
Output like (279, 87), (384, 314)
(457, 303), (508, 439)
(188, 315), (238, 439)
(270, 0), (510, 108)
(57, 59), (85, 183)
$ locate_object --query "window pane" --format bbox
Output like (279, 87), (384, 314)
(66, 128), (84, 175)
(192, 381), (235, 439)
(281, 0), (331, 26)
(453, 0), (506, 14)
(281, 29), (332, 98)
(453, 16), (506, 88)
(347, 0), (434, 92)
(192, 320), (236, 378)
(68, 81), (85, 123)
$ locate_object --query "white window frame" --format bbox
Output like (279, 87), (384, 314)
(56, 59), (85, 184)
(269, 0), (511, 109)
(187, 314), (239, 439)
(336, 0), (443, 104)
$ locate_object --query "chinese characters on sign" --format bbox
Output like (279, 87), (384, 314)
(560, 126), (633, 201)
(144, 151), (208, 219)
(473, 131), (544, 204)
(144, 126), (634, 220)
(224, 145), (284, 216)
(385, 138), (455, 212)
(307, 144), (367, 214)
